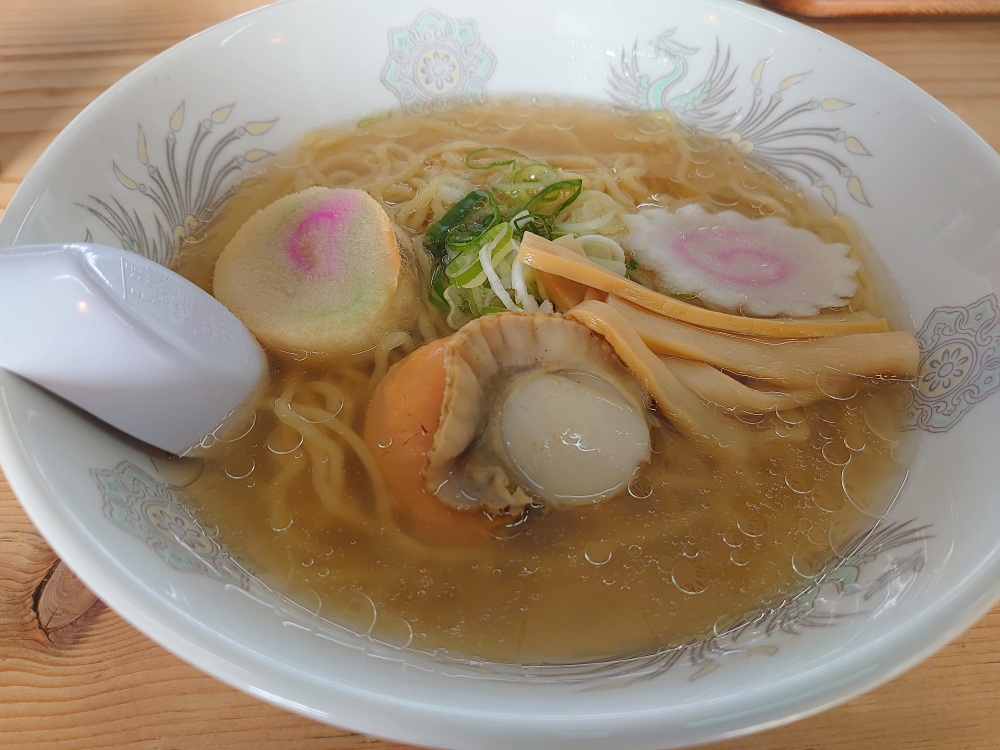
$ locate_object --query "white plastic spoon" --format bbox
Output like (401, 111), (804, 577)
(0, 243), (267, 454)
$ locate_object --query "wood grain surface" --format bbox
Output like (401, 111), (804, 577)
(2, 1), (1000, 748)
(761, 0), (1000, 16)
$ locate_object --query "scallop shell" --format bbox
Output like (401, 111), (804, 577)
(424, 312), (652, 514)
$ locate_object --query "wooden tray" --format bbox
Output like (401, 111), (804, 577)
(762, 0), (1000, 15)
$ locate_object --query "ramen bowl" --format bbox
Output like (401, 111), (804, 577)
(2, 1), (999, 748)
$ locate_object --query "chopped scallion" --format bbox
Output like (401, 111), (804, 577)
(523, 179), (582, 218)
(424, 189), (499, 259)
(445, 222), (514, 288)
(465, 147), (524, 170)
(424, 153), (586, 328)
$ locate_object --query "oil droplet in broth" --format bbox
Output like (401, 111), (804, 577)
(149, 451), (204, 489)
(791, 548), (828, 579)
(671, 558), (709, 594)
(784, 465), (815, 494)
(775, 406), (806, 425)
(628, 476), (653, 499)
(810, 481), (846, 513)
(655, 554), (676, 574)
(325, 588), (377, 635)
(863, 384), (912, 441)
(223, 456), (255, 480)
(842, 422), (867, 452)
(266, 424), (304, 454)
(584, 541), (614, 566)
(713, 611), (742, 636)
(737, 511), (768, 539)
(816, 372), (859, 400)
(822, 439), (852, 466)
(729, 548), (751, 567)
(813, 400), (841, 424)
(269, 508), (294, 533)
(370, 614), (414, 648)
(843, 450), (907, 518)
(214, 410), (257, 443)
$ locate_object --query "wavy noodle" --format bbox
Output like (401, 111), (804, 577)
(260, 365), (489, 564)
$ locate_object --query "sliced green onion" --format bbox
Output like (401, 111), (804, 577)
(444, 248), (482, 285)
(424, 189), (498, 259)
(509, 209), (531, 228)
(428, 265), (450, 310)
(445, 222), (514, 288)
(513, 163), (558, 184)
(491, 180), (553, 194)
(578, 234), (627, 263)
(443, 284), (475, 329)
(510, 257), (539, 313)
(423, 152), (585, 327)
(445, 217), (506, 255)
(523, 178), (583, 218)
(556, 213), (617, 234)
(554, 190), (620, 234)
(479, 241), (518, 311)
(443, 230), (485, 252)
(515, 215), (555, 240)
(465, 147), (524, 170)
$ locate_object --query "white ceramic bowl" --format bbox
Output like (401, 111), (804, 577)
(2, 1), (1000, 748)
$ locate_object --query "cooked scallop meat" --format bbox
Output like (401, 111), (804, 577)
(424, 312), (652, 515)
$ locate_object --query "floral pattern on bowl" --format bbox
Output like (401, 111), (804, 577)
(381, 11), (496, 114)
(607, 31), (872, 215)
(95, 459), (253, 589)
(905, 293), (1000, 432)
(83, 102), (277, 268)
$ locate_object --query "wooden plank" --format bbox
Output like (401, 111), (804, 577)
(763, 0), (1000, 15)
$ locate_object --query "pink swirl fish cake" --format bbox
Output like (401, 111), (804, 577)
(214, 187), (419, 359)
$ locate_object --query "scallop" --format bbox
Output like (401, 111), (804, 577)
(423, 312), (652, 515)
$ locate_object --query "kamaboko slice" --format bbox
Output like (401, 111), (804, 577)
(622, 205), (861, 318)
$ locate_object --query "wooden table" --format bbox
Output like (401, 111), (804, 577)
(2, 1), (999, 747)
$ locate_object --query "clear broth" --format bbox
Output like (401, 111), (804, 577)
(175, 101), (915, 664)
